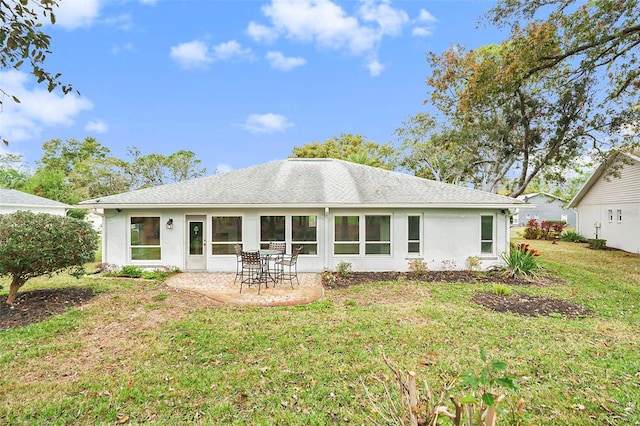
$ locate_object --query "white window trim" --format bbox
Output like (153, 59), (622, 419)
(616, 209), (622, 223)
(479, 214), (496, 257)
(259, 213), (320, 256)
(210, 214), (244, 256)
(407, 214), (422, 256)
(332, 213), (393, 257)
(608, 209), (613, 223)
(128, 215), (163, 264)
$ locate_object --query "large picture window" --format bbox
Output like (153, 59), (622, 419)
(130, 217), (161, 260)
(407, 215), (421, 254)
(480, 215), (494, 254)
(365, 215), (391, 254)
(292, 215), (318, 255)
(334, 215), (359, 254)
(260, 215), (286, 248)
(212, 216), (242, 255)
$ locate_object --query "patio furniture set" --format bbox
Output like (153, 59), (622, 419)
(235, 243), (302, 295)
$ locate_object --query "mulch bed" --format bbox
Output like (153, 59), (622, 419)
(0, 287), (96, 332)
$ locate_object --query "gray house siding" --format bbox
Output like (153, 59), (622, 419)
(516, 193), (577, 228)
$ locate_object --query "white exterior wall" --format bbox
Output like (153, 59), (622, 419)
(574, 159), (640, 253)
(102, 207), (511, 272)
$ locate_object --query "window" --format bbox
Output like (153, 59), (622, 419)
(608, 209), (613, 223)
(130, 217), (161, 260)
(617, 209), (622, 223)
(333, 214), (392, 255)
(260, 216), (285, 248)
(480, 215), (494, 254)
(407, 215), (421, 254)
(292, 215), (318, 255)
(334, 215), (359, 254)
(365, 215), (391, 254)
(211, 216), (242, 254)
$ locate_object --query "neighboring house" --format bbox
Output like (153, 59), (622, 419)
(0, 188), (71, 216)
(569, 151), (640, 253)
(513, 192), (577, 227)
(78, 158), (527, 273)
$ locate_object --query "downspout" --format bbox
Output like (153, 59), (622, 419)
(324, 207), (330, 271)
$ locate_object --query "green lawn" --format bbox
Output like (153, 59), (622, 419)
(1, 238), (639, 425)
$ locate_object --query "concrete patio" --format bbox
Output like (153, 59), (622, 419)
(166, 272), (324, 306)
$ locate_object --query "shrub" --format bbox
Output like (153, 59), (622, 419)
(500, 243), (541, 278)
(408, 258), (429, 275)
(523, 219), (541, 240)
(335, 261), (352, 277)
(0, 211), (98, 305)
(119, 265), (143, 278)
(560, 230), (587, 243)
(467, 256), (481, 271)
(587, 238), (607, 250)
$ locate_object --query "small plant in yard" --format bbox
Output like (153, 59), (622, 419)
(118, 265), (143, 278)
(587, 238), (607, 250)
(491, 284), (512, 296)
(408, 258), (429, 276)
(442, 259), (458, 270)
(523, 219), (541, 240)
(321, 269), (336, 285)
(467, 256), (481, 271)
(335, 261), (353, 277)
(559, 230), (587, 243)
(365, 350), (523, 426)
(500, 243), (541, 278)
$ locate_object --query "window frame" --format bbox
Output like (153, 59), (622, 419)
(608, 209), (613, 223)
(291, 214), (319, 255)
(407, 214), (422, 255)
(211, 215), (243, 255)
(616, 209), (622, 223)
(332, 213), (393, 256)
(480, 214), (495, 256)
(129, 215), (162, 262)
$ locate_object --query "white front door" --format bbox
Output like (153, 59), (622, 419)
(185, 215), (206, 271)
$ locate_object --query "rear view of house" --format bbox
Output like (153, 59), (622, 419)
(79, 159), (526, 272)
(569, 151), (640, 253)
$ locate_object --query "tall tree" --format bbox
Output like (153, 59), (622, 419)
(422, 28), (597, 196)
(0, 153), (30, 188)
(1, 0), (74, 145)
(291, 133), (397, 170)
(125, 147), (207, 189)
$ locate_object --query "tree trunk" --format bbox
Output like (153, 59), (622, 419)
(6, 276), (25, 305)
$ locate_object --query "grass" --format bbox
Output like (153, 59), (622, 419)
(1, 238), (639, 425)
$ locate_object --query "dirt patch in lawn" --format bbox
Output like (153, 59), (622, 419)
(0, 287), (96, 332)
(472, 292), (591, 318)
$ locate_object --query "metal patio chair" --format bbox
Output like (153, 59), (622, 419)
(239, 251), (265, 294)
(275, 245), (302, 288)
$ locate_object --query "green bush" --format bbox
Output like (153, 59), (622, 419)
(500, 243), (541, 278)
(335, 261), (352, 277)
(587, 238), (607, 250)
(408, 258), (429, 275)
(119, 265), (143, 278)
(491, 284), (512, 296)
(560, 230), (587, 243)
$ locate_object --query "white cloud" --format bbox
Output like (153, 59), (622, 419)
(85, 120), (108, 133)
(54, 0), (101, 30)
(241, 113), (293, 134)
(412, 9), (437, 37)
(266, 51), (306, 71)
(252, 0), (410, 75)
(169, 40), (213, 68)
(0, 70), (93, 143)
(111, 42), (135, 55)
(212, 40), (254, 61)
(247, 21), (279, 44)
(366, 57), (384, 76)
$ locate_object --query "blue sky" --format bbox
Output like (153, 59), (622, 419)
(1, 0), (505, 175)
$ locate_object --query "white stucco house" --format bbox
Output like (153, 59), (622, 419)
(0, 188), (71, 216)
(78, 159), (527, 273)
(568, 151), (640, 253)
(513, 192), (577, 227)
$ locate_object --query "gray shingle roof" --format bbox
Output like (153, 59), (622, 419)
(1, 188), (72, 209)
(79, 158), (524, 208)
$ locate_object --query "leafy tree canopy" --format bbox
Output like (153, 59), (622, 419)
(291, 133), (398, 170)
(1, 0), (74, 145)
(0, 210), (98, 304)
